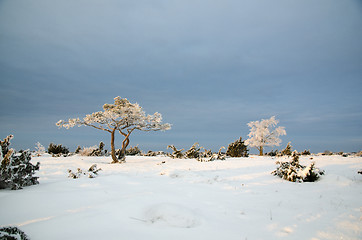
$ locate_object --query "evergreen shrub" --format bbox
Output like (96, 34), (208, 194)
(267, 150), (279, 156)
(272, 152), (324, 183)
(226, 137), (249, 157)
(0, 135), (40, 190)
(48, 143), (69, 155)
(0, 226), (30, 240)
(301, 149), (311, 155)
(280, 142), (292, 156)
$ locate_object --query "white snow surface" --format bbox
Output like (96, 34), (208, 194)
(1, 155), (361, 240)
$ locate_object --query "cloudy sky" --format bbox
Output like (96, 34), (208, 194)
(1, 0), (361, 154)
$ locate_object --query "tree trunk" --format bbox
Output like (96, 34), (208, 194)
(110, 128), (118, 163)
(118, 128), (135, 163)
(259, 146), (264, 156)
(118, 135), (130, 163)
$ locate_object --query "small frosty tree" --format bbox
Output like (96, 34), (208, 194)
(34, 142), (46, 156)
(245, 116), (286, 156)
(57, 97), (171, 163)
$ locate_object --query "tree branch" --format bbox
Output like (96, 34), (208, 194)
(83, 122), (112, 133)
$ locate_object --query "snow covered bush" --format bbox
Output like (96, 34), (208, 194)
(167, 144), (226, 162)
(68, 164), (101, 179)
(199, 147), (226, 162)
(184, 143), (202, 159)
(267, 149), (279, 156)
(0, 226), (30, 240)
(57, 96), (171, 163)
(143, 150), (166, 157)
(79, 146), (98, 156)
(79, 142), (107, 156)
(215, 146), (226, 160)
(125, 145), (141, 156)
(200, 148), (213, 158)
(245, 116), (286, 156)
(0, 135), (40, 190)
(226, 137), (249, 157)
(167, 145), (184, 159)
(166, 143), (226, 162)
(48, 143), (69, 156)
(272, 152), (324, 183)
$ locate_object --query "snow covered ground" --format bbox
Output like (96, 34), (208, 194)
(1, 154), (361, 240)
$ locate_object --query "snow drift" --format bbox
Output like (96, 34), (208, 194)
(0, 154), (361, 240)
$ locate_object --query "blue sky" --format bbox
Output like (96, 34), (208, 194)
(1, 0), (361, 154)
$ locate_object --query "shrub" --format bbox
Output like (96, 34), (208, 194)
(226, 137), (249, 157)
(210, 147), (226, 161)
(125, 145), (141, 156)
(144, 150), (166, 156)
(48, 143), (69, 155)
(0, 226), (30, 240)
(280, 142), (292, 156)
(79, 146), (98, 156)
(216, 146), (226, 160)
(167, 145), (184, 159)
(322, 150), (333, 156)
(184, 143), (202, 159)
(196, 147), (226, 162)
(0, 135), (40, 190)
(75, 145), (82, 154)
(79, 142), (107, 156)
(34, 142), (46, 156)
(167, 144), (226, 161)
(68, 164), (102, 179)
(267, 149), (279, 156)
(200, 148), (213, 158)
(272, 152), (324, 183)
(301, 149), (311, 155)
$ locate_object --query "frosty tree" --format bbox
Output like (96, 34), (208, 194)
(244, 116), (286, 156)
(56, 97), (171, 163)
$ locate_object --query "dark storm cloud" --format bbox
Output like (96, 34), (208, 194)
(0, 0), (361, 153)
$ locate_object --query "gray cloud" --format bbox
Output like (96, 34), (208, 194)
(1, 0), (361, 153)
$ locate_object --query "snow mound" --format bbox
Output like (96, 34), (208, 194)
(144, 203), (201, 228)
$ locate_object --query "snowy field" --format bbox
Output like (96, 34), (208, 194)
(1, 154), (361, 240)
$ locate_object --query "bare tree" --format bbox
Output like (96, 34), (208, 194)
(57, 97), (171, 163)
